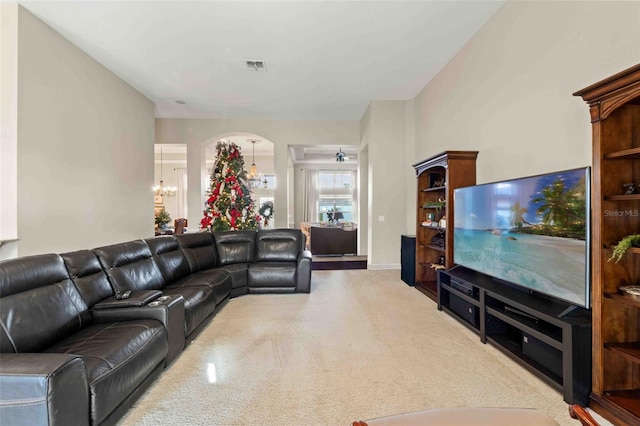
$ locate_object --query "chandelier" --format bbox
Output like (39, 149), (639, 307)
(247, 140), (262, 189)
(153, 148), (176, 198)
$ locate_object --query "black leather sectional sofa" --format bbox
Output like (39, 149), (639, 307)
(0, 229), (311, 426)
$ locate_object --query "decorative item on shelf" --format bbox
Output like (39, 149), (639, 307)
(424, 212), (435, 226)
(259, 201), (274, 228)
(153, 147), (177, 200)
(429, 172), (445, 188)
(155, 210), (172, 229)
(430, 263), (446, 270)
(439, 218), (447, 228)
(430, 233), (445, 248)
(619, 285), (640, 301)
(422, 199), (446, 209)
(623, 183), (636, 195)
(608, 234), (640, 263)
(247, 140), (261, 189)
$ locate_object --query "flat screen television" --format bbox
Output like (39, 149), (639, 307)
(453, 167), (590, 308)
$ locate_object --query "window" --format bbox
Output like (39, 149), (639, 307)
(318, 171), (355, 222)
(319, 171), (352, 190)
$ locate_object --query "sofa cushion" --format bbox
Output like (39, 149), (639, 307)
(44, 319), (167, 425)
(145, 236), (191, 284)
(214, 230), (256, 265)
(93, 240), (164, 292)
(216, 263), (249, 298)
(169, 269), (232, 305)
(0, 254), (89, 353)
(175, 233), (218, 272)
(162, 285), (218, 337)
(0, 253), (69, 297)
(61, 249), (114, 311)
(248, 262), (297, 291)
(255, 229), (304, 262)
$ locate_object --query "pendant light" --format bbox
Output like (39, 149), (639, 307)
(248, 140), (261, 189)
(154, 147), (176, 198)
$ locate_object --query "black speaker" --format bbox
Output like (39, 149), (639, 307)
(401, 235), (416, 286)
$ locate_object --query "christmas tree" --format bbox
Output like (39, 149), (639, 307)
(200, 141), (261, 231)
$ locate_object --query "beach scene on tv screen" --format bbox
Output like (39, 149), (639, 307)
(454, 169), (588, 306)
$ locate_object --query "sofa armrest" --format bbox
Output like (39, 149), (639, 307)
(92, 290), (162, 309)
(92, 295), (186, 365)
(296, 250), (312, 293)
(0, 353), (90, 426)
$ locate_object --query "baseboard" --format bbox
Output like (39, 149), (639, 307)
(367, 264), (401, 270)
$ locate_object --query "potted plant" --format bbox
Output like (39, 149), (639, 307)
(155, 210), (172, 229)
(423, 197), (446, 209)
(609, 234), (640, 263)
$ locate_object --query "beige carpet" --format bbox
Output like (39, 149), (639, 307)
(119, 269), (579, 426)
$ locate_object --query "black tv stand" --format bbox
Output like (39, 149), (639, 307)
(504, 305), (539, 322)
(557, 304), (583, 319)
(437, 266), (591, 405)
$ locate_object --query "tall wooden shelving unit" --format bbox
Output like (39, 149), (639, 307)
(412, 151), (478, 300)
(574, 64), (640, 425)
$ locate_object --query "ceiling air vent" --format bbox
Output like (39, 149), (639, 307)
(246, 60), (266, 71)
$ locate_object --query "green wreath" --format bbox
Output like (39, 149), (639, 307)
(259, 201), (274, 219)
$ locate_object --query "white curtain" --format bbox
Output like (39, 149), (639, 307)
(301, 169), (318, 223)
(176, 168), (187, 219)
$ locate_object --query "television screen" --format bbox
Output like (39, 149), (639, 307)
(453, 167), (590, 308)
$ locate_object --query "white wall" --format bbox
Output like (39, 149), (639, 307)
(359, 105), (372, 259)
(404, 100), (417, 236)
(155, 118), (360, 231)
(0, 4), (19, 260)
(12, 7), (155, 256)
(6, 1), (637, 264)
(414, 1), (639, 188)
(365, 100), (408, 268)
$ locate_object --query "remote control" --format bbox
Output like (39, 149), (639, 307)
(115, 290), (132, 300)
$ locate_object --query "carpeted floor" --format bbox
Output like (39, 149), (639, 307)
(119, 269), (579, 426)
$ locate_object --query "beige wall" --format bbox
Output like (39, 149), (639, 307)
(359, 105), (372, 258)
(10, 7), (155, 256)
(365, 100), (408, 268)
(411, 0), (640, 241)
(4, 1), (639, 266)
(0, 4), (19, 260)
(155, 118), (360, 230)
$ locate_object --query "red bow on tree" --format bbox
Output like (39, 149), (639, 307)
(200, 215), (212, 228)
(229, 208), (241, 228)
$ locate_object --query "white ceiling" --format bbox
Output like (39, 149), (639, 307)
(19, 0), (505, 123)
